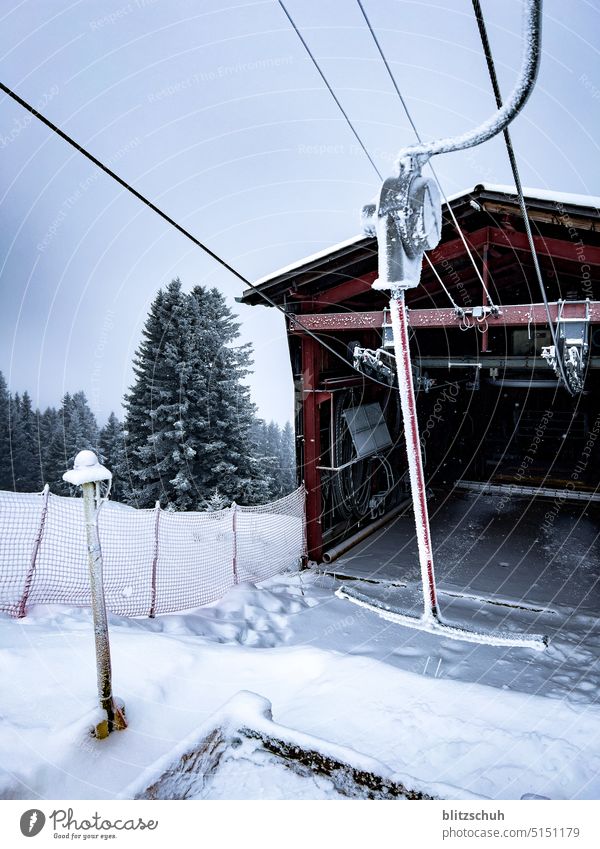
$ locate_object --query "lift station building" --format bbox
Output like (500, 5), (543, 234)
(240, 185), (600, 569)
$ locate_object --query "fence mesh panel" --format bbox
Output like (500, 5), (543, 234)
(235, 488), (306, 584)
(0, 486), (305, 618)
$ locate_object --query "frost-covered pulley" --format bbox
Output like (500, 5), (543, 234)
(362, 162), (442, 292)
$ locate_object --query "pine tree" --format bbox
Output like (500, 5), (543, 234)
(279, 421), (297, 494)
(189, 285), (270, 505)
(123, 280), (200, 508)
(10, 391), (41, 491)
(37, 407), (60, 488)
(0, 372), (11, 490)
(202, 488), (229, 511)
(71, 391), (98, 447)
(47, 392), (99, 494)
(123, 280), (270, 509)
(98, 412), (128, 502)
(249, 419), (296, 498)
(251, 420), (282, 498)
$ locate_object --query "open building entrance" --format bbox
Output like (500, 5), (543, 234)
(241, 185), (600, 619)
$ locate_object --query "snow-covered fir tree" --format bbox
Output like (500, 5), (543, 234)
(0, 372), (12, 490)
(98, 412), (128, 502)
(202, 488), (229, 511)
(122, 280), (195, 507)
(279, 420), (297, 493)
(251, 418), (297, 498)
(189, 284), (270, 505)
(37, 407), (60, 488)
(9, 392), (40, 491)
(47, 392), (99, 494)
(123, 280), (270, 509)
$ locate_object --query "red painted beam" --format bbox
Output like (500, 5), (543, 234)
(427, 228), (489, 264)
(311, 272), (377, 308)
(290, 301), (600, 332)
(488, 227), (600, 265)
(426, 226), (600, 267)
(293, 312), (384, 331)
(301, 336), (323, 561)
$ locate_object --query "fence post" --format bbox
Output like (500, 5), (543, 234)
(232, 501), (238, 584)
(149, 500), (161, 618)
(300, 483), (309, 568)
(17, 484), (50, 618)
(63, 450), (127, 739)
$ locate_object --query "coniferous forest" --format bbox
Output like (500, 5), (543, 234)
(0, 280), (296, 509)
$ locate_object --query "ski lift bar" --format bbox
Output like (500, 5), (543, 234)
(338, 0), (549, 649)
(336, 586), (548, 651)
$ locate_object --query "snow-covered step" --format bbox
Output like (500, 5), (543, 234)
(122, 691), (483, 801)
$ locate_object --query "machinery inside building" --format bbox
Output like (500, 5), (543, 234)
(241, 185), (600, 565)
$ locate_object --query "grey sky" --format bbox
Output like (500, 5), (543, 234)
(0, 0), (598, 426)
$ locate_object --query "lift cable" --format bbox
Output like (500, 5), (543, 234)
(277, 1), (465, 314)
(0, 79), (403, 393)
(278, 0), (383, 181)
(422, 254), (463, 313)
(470, 0), (574, 395)
(354, 0), (497, 311)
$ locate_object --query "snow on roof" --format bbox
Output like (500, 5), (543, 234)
(455, 183), (600, 209)
(254, 232), (368, 286)
(255, 185), (600, 287)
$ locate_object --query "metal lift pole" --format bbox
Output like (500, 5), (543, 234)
(338, 0), (548, 649)
(389, 289), (438, 622)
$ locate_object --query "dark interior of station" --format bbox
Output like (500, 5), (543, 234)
(243, 187), (600, 595)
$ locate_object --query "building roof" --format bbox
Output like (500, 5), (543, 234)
(240, 184), (600, 307)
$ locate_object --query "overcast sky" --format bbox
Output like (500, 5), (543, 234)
(1, 0), (598, 426)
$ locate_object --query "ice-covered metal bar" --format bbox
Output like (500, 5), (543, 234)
(390, 290), (438, 621)
(397, 0), (542, 164)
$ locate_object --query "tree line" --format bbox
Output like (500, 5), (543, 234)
(0, 280), (296, 509)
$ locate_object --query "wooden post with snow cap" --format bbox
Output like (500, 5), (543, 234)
(63, 450), (127, 739)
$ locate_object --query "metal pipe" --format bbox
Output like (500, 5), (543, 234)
(397, 0), (542, 163)
(322, 497), (412, 564)
(390, 290), (438, 620)
(487, 378), (559, 388)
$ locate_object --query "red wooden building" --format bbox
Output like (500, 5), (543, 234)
(240, 185), (600, 563)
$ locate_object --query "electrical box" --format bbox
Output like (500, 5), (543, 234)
(342, 403), (393, 460)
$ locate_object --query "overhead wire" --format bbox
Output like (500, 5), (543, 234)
(423, 254), (463, 313)
(470, 0), (573, 394)
(0, 80), (400, 392)
(354, 0), (497, 310)
(276, 0), (466, 314)
(277, 0), (383, 180)
(1, 0), (509, 395)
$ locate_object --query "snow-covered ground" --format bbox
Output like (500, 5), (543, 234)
(1, 531), (600, 800)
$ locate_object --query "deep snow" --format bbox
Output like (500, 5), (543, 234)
(1, 548), (600, 800)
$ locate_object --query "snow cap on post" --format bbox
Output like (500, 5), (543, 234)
(63, 450), (112, 486)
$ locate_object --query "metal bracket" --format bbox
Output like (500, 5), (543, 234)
(541, 299), (590, 393)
